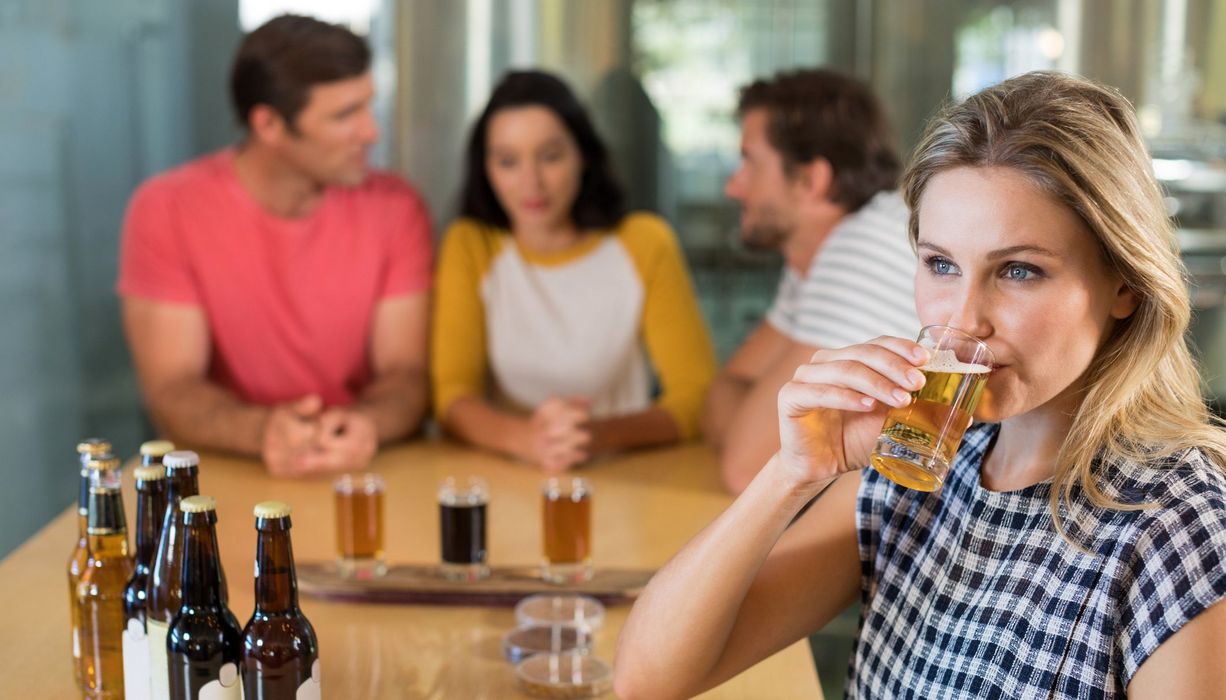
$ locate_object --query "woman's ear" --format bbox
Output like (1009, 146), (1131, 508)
(1110, 280), (1141, 320)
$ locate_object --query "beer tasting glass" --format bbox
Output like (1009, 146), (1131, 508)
(438, 476), (490, 581)
(869, 325), (994, 491)
(333, 473), (386, 579)
(541, 477), (593, 584)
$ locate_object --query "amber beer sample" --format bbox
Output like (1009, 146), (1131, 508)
(241, 502), (321, 699)
(75, 455), (134, 699)
(68, 437), (112, 689)
(168, 496), (243, 699)
(438, 476), (489, 581)
(145, 450), (200, 698)
(870, 326), (994, 491)
(542, 477), (593, 583)
(121, 443), (170, 700)
(334, 473), (386, 578)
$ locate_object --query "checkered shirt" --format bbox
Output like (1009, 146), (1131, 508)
(849, 422), (1226, 698)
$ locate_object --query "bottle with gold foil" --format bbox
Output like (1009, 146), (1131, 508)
(145, 449), (199, 698)
(75, 454), (134, 699)
(121, 440), (171, 700)
(241, 501), (321, 698)
(168, 496), (243, 699)
(68, 437), (112, 690)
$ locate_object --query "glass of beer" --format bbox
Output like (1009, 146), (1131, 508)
(541, 477), (592, 584)
(438, 476), (489, 582)
(333, 473), (386, 579)
(869, 325), (994, 491)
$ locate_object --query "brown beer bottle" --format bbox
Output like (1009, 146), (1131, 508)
(145, 449), (199, 698)
(241, 501), (321, 698)
(75, 454), (135, 699)
(167, 496), (243, 699)
(68, 437), (112, 690)
(121, 441), (171, 700)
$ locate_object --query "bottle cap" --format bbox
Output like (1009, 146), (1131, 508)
(163, 450), (200, 469)
(253, 501), (292, 519)
(133, 465), (166, 481)
(76, 438), (112, 456)
(139, 440), (175, 457)
(180, 495), (217, 513)
(86, 454), (121, 472)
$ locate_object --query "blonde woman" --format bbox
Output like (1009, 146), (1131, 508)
(614, 72), (1226, 698)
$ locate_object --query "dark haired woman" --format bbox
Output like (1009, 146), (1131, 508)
(431, 70), (716, 473)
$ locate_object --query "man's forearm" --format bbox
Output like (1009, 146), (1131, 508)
(702, 375), (753, 449)
(353, 368), (429, 444)
(146, 379), (270, 456)
(589, 407), (680, 455)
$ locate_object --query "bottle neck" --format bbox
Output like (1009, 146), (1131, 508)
(87, 487), (126, 536)
(133, 479), (167, 568)
(179, 511), (225, 608)
(254, 519), (298, 613)
(87, 531), (130, 559)
(162, 467), (199, 533)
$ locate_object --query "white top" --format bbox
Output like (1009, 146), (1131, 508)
(766, 191), (919, 348)
(482, 236), (650, 418)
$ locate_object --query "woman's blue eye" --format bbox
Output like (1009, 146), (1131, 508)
(1004, 263), (1041, 281)
(927, 256), (955, 275)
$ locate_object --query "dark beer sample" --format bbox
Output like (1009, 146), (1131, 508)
(440, 503), (487, 564)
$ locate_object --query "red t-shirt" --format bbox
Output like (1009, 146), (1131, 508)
(116, 149), (433, 407)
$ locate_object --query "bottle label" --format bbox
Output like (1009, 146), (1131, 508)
(147, 619), (170, 698)
(199, 661), (242, 699)
(296, 659), (322, 700)
(122, 618), (151, 700)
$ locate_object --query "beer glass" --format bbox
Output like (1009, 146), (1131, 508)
(869, 325), (994, 491)
(438, 476), (490, 581)
(334, 473), (386, 579)
(541, 477), (592, 584)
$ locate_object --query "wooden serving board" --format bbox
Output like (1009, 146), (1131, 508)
(297, 562), (655, 607)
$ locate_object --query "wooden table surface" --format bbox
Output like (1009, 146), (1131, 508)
(0, 439), (822, 699)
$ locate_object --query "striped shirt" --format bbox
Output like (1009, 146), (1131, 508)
(766, 191), (918, 348)
(851, 422), (1226, 698)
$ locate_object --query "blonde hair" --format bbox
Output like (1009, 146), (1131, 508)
(901, 71), (1226, 533)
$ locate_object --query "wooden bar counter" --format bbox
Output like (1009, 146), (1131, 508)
(0, 439), (822, 698)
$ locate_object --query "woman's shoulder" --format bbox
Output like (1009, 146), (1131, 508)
(438, 218), (508, 271)
(1111, 446), (1226, 513)
(613, 212), (683, 262)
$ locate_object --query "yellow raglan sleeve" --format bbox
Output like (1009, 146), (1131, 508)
(430, 219), (497, 423)
(619, 213), (718, 440)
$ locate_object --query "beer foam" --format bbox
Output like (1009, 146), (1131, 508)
(920, 348), (992, 374)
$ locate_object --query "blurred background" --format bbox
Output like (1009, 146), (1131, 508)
(4, 0), (1226, 691)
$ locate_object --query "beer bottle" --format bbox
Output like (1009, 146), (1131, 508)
(75, 454), (134, 699)
(145, 449), (199, 698)
(241, 501), (321, 699)
(167, 495), (243, 699)
(68, 437), (112, 690)
(121, 441), (171, 700)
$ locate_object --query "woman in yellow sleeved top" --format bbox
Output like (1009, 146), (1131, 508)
(432, 70), (717, 473)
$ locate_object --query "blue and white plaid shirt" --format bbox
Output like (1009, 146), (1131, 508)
(851, 422), (1226, 698)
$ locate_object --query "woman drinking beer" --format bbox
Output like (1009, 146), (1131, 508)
(614, 71), (1226, 699)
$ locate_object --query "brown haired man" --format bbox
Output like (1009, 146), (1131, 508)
(117, 15), (433, 477)
(703, 69), (919, 493)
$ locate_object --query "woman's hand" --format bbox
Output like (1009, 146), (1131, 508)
(528, 396), (592, 473)
(775, 336), (928, 489)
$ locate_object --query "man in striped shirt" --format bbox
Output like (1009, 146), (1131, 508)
(704, 69), (919, 494)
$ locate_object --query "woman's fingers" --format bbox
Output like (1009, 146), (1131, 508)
(779, 380), (883, 415)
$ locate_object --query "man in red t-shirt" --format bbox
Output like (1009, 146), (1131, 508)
(117, 16), (433, 477)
